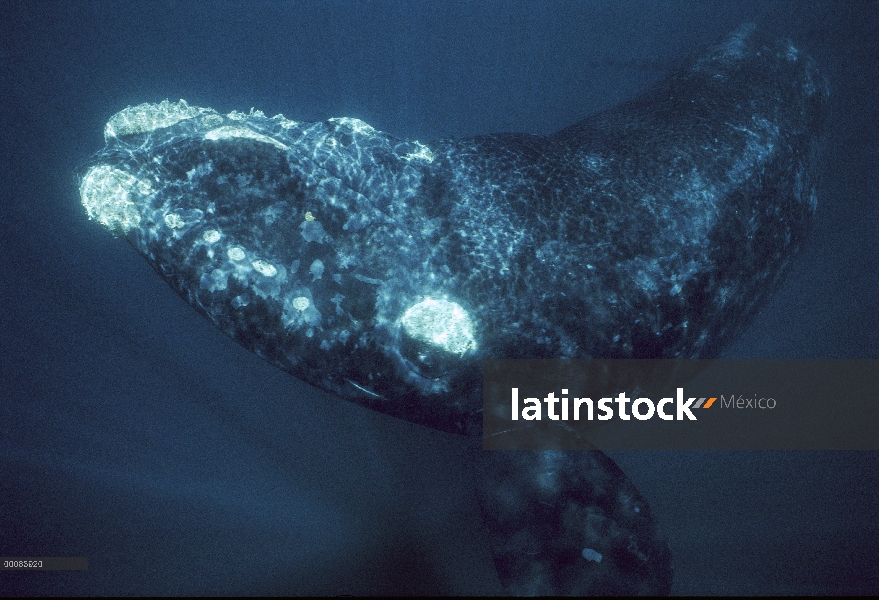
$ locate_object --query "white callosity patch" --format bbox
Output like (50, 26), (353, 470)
(164, 213), (186, 229)
(104, 99), (214, 142)
(204, 125), (289, 151)
(218, 244), (285, 295)
(291, 297), (310, 311)
(161, 209), (203, 236)
(400, 298), (477, 356)
(227, 246), (246, 262)
(80, 165), (151, 234)
(252, 259), (277, 277)
(202, 229), (221, 243)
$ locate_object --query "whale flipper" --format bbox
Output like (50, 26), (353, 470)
(474, 449), (672, 595)
(78, 26), (826, 595)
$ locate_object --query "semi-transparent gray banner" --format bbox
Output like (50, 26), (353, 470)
(482, 360), (878, 450)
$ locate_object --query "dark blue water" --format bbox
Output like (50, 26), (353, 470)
(1, 0), (876, 594)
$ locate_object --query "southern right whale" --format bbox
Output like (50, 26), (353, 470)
(79, 25), (827, 594)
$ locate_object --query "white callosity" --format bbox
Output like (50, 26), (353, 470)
(400, 298), (477, 356)
(226, 246), (246, 261)
(202, 229), (221, 243)
(79, 165), (151, 234)
(104, 99), (214, 142)
(252, 259), (278, 277)
(164, 213), (187, 229)
(204, 125), (290, 151)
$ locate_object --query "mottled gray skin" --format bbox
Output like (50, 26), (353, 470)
(81, 26), (825, 596)
(474, 449), (673, 595)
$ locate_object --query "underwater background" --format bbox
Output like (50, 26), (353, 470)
(1, 0), (876, 594)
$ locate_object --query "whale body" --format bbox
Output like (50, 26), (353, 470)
(79, 27), (826, 595)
